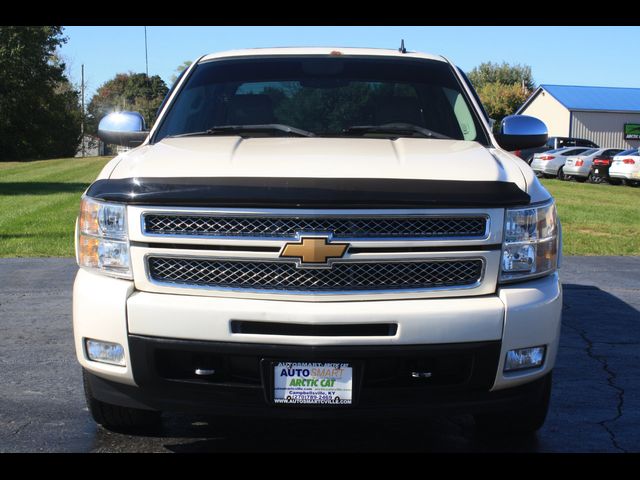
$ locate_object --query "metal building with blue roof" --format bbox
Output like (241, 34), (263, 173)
(517, 84), (640, 149)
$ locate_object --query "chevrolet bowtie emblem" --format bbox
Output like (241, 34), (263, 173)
(280, 236), (349, 267)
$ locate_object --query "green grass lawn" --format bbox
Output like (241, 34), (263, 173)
(541, 178), (640, 255)
(0, 157), (111, 257)
(0, 157), (638, 257)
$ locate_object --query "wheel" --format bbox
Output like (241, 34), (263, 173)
(557, 167), (568, 181)
(83, 370), (161, 432)
(474, 372), (552, 435)
(591, 175), (603, 184)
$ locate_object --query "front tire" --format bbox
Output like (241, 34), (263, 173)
(83, 370), (161, 432)
(474, 372), (552, 435)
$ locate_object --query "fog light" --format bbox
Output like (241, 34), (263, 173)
(85, 339), (125, 366)
(504, 346), (545, 372)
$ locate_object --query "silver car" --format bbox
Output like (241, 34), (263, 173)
(563, 148), (623, 182)
(530, 147), (595, 178)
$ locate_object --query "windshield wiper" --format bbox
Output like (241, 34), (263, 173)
(343, 123), (451, 140)
(169, 124), (315, 138)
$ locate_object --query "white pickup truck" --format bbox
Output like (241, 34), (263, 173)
(74, 47), (562, 435)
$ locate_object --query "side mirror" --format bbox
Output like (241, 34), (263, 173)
(494, 115), (548, 151)
(97, 111), (149, 148)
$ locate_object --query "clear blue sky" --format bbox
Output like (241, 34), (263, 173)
(61, 26), (640, 100)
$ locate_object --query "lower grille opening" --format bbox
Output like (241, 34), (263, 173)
(151, 345), (494, 389)
(365, 354), (473, 387)
(231, 321), (398, 337)
(155, 349), (261, 385)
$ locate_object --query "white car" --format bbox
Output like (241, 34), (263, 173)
(74, 47), (562, 435)
(530, 147), (597, 179)
(563, 148), (623, 182)
(609, 148), (640, 185)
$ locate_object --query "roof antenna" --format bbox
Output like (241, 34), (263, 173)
(399, 39), (407, 54)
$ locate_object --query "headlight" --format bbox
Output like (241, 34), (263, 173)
(77, 196), (131, 279)
(500, 199), (559, 283)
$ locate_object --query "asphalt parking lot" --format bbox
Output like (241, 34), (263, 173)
(0, 256), (638, 452)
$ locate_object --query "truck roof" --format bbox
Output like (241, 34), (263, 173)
(199, 47), (446, 63)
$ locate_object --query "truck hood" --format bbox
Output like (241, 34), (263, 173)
(109, 136), (527, 191)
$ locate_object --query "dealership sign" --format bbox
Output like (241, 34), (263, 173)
(624, 123), (640, 140)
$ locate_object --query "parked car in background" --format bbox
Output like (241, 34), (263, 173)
(591, 149), (632, 184)
(563, 148), (623, 182)
(515, 136), (599, 164)
(530, 147), (594, 179)
(609, 148), (640, 186)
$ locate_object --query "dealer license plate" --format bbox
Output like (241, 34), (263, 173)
(594, 169), (599, 174)
(273, 362), (353, 405)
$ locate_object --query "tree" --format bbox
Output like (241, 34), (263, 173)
(169, 60), (192, 85)
(476, 83), (531, 126)
(467, 61), (535, 129)
(86, 73), (169, 134)
(468, 62), (534, 91)
(0, 26), (82, 161)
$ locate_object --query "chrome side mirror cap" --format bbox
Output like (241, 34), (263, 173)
(494, 115), (548, 151)
(98, 111), (149, 147)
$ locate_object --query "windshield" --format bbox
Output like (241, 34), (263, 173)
(153, 56), (489, 144)
(579, 149), (598, 156)
(617, 148), (639, 157)
(563, 148), (588, 156)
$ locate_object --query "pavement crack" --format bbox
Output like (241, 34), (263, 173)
(10, 420), (31, 437)
(565, 321), (627, 453)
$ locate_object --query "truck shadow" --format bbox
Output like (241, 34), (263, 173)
(89, 282), (638, 452)
(157, 414), (540, 453)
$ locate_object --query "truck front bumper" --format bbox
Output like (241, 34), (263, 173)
(83, 341), (551, 418)
(73, 270), (562, 415)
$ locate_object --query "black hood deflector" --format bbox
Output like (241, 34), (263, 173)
(85, 177), (530, 208)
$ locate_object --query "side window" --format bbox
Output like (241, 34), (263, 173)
(443, 88), (477, 141)
(456, 68), (490, 123)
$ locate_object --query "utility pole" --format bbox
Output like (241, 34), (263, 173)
(81, 64), (85, 158)
(144, 26), (149, 77)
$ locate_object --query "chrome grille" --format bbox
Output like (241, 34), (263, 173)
(143, 215), (487, 239)
(147, 257), (483, 292)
